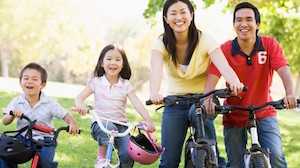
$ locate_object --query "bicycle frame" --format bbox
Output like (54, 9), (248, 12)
(146, 88), (236, 168)
(89, 109), (133, 168)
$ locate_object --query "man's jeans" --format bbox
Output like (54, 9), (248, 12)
(224, 116), (287, 168)
(159, 103), (226, 168)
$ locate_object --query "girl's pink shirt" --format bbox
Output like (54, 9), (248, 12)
(88, 76), (133, 122)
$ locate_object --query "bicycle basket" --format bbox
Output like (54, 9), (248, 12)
(0, 134), (35, 164)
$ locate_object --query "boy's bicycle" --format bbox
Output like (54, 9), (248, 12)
(0, 111), (77, 168)
(215, 98), (300, 168)
(87, 107), (162, 168)
(146, 88), (238, 168)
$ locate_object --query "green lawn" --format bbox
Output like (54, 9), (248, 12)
(1, 91), (300, 168)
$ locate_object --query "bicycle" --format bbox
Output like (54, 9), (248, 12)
(215, 98), (300, 168)
(0, 111), (78, 168)
(146, 88), (237, 168)
(87, 107), (161, 168)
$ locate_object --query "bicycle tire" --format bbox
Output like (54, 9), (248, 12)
(248, 152), (270, 168)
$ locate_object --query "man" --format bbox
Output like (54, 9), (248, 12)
(206, 2), (297, 168)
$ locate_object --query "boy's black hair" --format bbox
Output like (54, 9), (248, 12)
(233, 1), (261, 24)
(93, 44), (131, 80)
(19, 62), (47, 83)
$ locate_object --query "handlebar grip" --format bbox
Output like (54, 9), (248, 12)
(146, 100), (153, 105)
(215, 106), (231, 114)
(9, 111), (14, 116)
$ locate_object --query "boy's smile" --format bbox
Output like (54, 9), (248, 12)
(20, 68), (45, 97)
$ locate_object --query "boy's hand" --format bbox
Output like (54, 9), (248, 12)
(12, 110), (23, 118)
(68, 123), (80, 135)
(71, 106), (88, 116)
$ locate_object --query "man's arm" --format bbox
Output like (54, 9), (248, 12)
(277, 66), (297, 108)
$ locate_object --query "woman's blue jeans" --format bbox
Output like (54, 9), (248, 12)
(159, 103), (225, 168)
(224, 117), (287, 168)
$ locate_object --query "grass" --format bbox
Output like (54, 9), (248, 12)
(1, 91), (300, 168)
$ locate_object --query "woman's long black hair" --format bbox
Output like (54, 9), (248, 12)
(162, 0), (200, 65)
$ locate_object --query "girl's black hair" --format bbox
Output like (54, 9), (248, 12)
(162, 0), (200, 65)
(93, 44), (131, 80)
(20, 62), (47, 83)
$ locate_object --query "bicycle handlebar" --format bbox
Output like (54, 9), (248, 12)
(8, 111), (80, 139)
(215, 98), (300, 114)
(87, 108), (137, 138)
(146, 87), (247, 106)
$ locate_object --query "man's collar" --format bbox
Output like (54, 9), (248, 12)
(231, 36), (265, 57)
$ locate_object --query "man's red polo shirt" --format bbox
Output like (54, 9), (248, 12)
(208, 36), (288, 127)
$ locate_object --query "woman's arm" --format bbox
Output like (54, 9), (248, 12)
(149, 50), (164, 104)
(209, 48), (243, 95)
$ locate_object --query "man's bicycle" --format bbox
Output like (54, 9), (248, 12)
(215, 99), (300, 168)
(0, 111), (78, 168)
(146, 88), (237, 168)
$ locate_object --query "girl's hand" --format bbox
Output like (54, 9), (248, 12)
(71, 106), (88, 116)
(150, 93), (164, 105)
(141, 120), (156, 133)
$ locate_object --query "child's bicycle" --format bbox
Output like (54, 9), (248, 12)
(146, 88), (238, 168)
(0, 111), (78, 168)
(215, 98), (300, 168)
(87, 107), (162, 168)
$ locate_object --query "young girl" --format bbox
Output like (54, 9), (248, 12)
(72, 44), (155, 168)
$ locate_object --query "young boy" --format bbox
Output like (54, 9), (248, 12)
(0, 62), (79, 168)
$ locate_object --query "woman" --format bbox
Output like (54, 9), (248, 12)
(149, 0), (244, 167)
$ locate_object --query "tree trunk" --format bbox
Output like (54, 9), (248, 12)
(295, 73), (300, 96)
(0, 50), (10, 77)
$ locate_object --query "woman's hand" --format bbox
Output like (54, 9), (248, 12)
(227, 82), (245, 96)
(150, 93), (164, 105)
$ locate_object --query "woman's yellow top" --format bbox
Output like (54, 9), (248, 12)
(153, 31), (219, 95)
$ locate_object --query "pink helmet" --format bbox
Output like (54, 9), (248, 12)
(128, 129), (163, 165)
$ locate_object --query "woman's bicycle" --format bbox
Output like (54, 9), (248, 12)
(146, 88), (237, 168)
(87, 106), (162, 168)
(0, 111), (78, 168)
(215, 98), (300, 168)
